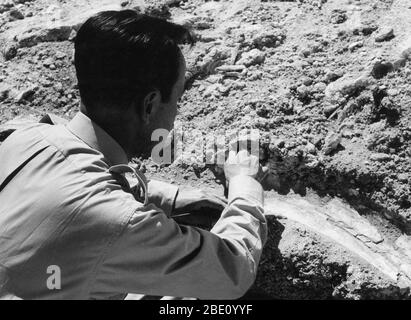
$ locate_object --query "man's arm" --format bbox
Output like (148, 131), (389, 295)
(96, 181), (265, 299)
(146, 179), (179, 217)
(94, 152), (267, 299)
(94, 151), (266, 299)
(145, 180), (227, 228)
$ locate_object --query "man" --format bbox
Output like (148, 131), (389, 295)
(0, 10), (267, 300)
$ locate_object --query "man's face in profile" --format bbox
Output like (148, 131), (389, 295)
(133, 52), (187, 158)
(155, 52), (187, 132)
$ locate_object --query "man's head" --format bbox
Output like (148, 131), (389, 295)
(74, 10), (192, 158)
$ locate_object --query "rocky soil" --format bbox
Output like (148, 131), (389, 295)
(0, 0), (410, 299)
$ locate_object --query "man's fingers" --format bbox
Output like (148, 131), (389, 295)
(201, 193), (227, 207)
(198, 190), (227, 204)
(227, 150), (237, 163)
(203, 200), (225, 211)
(248, 154), (258, 166)
(212, 194), (228, 204)
(237, 149), (249, 163)
(258, 166), (270, 183)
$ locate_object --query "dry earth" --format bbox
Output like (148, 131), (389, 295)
(0, 0), (411, 299)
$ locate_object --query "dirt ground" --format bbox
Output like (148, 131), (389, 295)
(0, 0), (410, 299)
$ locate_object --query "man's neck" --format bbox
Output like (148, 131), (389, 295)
(79, 106), (134, 160)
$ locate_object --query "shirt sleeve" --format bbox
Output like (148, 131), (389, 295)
(96, 175), (267, 300)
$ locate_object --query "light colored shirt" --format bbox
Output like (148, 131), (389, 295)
(0, 112), (267, 300)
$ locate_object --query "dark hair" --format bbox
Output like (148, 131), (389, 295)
(74, 10), (192, 115)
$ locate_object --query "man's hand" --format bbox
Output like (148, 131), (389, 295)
(171, 150), (267, 228)
(172, 188), (227, 229)
(224, 149), (261, 182)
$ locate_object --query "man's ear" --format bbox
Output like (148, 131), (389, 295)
(141, 90), (162, 124)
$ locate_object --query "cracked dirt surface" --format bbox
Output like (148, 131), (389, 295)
(0, 0), (410, 299)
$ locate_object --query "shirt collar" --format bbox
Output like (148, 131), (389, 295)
(67, 112), (128, 166)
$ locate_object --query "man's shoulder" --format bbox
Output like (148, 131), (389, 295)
(4, 122), (109, 169)
(0, 122), (138, 220)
